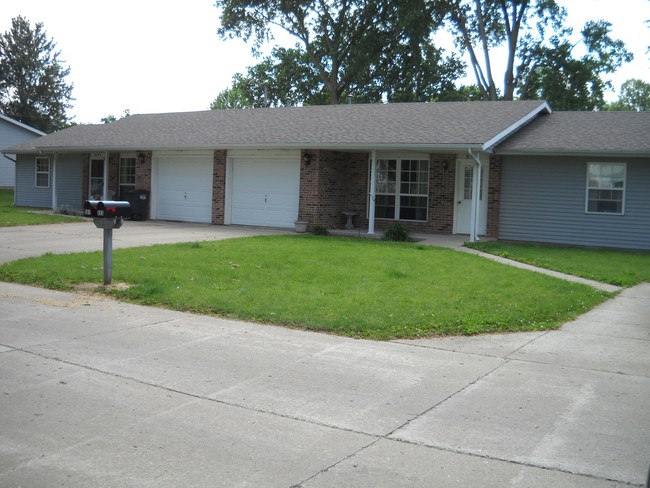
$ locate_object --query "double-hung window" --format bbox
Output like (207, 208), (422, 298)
(586, 162), (626, 214)
(374, 158), (429, 221)
(119, 156), (136, 199)
(35, 157), (50, 188)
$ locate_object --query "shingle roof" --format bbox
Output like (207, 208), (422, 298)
(3, 101), (549, 153)
(496, 111), (650, 156)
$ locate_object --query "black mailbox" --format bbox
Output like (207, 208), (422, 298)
(84, 200), (100, 217)
(84, 200), (131, 218)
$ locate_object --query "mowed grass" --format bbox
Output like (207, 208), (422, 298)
(0, 189), (83, 226)
(467, 241), (650, 287)
(0, 235), (610, 339)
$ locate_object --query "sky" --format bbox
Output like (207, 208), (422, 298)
(2, 0), (649, 125)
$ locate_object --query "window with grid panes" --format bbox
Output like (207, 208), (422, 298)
(373, 159), (429, 221)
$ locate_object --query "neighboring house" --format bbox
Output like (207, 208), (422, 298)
(2, 101), (649, 250)
(0, 114), (46, 190)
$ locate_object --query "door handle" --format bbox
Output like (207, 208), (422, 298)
(458, 201), (461, 204)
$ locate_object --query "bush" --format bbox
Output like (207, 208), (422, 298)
(382, 223), (410, 242)
(310, 225), (329, 236)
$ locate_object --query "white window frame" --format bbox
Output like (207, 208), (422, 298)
(35, 157), (50, 188)
(585, 162), (626, 215)
(369, 158), (429, 222)
(119, 154), (137, 199)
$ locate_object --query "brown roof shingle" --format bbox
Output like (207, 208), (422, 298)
(4, 101), (549, 153)
(496, 111), (650, 156)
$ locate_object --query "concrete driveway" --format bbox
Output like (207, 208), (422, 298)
(0, 222), (649, 487)
(0, 220), (289, 264)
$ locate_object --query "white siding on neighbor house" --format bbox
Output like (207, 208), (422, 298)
(500, 156), (650, 250)
(0, 118), (42, 188)
(15, 154), (52, 208)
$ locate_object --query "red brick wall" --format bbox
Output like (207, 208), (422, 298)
(108, 153), (119, 200)
(135, 151), (152, 192)
(212, 150), (226, 224)
(298, 151), (457, 234)
(299, 150), (368, 229)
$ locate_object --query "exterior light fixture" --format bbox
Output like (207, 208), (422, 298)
(302, 153), (311, 165)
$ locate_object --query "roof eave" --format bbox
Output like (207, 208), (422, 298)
(12, 142), (486, 154)
(496, 148), (650, 158)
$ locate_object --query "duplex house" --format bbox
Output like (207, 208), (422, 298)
(3, 101), (649, 250)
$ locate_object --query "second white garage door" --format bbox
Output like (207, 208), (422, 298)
(230, 157), (300, 228)
(156, 156), (213, 223)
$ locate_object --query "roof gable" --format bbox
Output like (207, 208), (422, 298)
(0, 113), (46, 137)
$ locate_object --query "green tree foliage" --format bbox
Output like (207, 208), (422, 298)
(215, 0), (462, 105)
(520, 21), (633, 110)
(0, 16), (74, 132)
(606, 79), (650, 111)
(100, 109), (131, 124)
(443, 1), (631, 109)
(210, 79), (255, 109)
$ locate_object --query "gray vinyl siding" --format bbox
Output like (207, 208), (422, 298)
(55, 154), (83, 209)
(0, 119), (41, 188)
(500, 156), (650, 250)
(15, 154), (52, 208)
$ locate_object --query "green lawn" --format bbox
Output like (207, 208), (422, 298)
(0, 189), (83, 226)
(0, 235), (610, 339)
(466, 241), (650, 287)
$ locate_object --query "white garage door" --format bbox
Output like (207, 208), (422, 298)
(231, 157), (300, 228)
(156, 156), (213, 223)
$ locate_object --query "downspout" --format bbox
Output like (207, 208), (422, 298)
(368, 150), (377, 235)
(467, 148), (482, 243)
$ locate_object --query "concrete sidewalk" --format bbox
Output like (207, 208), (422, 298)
(1, 280), (648, 487)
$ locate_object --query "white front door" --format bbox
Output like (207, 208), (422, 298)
(454, 159), (489, 235)
(230, 157), (300, 228)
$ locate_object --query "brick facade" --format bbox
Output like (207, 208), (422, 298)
(486, 155), (501, 238)
(297, 150), (459, 234)
(298, 150), (368, 229)
(212, 150), (226, 224)
(76, 148), (499, 235)
(134, 151), (152, 192)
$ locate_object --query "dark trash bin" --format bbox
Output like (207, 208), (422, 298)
(126, 190), (150, 221)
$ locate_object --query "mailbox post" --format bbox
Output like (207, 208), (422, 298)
(83, 200), (131, 285)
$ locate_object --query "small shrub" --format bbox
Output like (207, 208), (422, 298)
(310, 225), (329, 236)
(382, 223), (410, 242)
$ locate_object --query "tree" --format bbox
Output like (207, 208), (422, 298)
(443, 1), (631, 108)
(0, 16), (74, 132)
(520, 21), (633, 110)
(606, 79), (650, 111)
(215, 0), (461, 105)
(100, 109), (131, 124)
(210, 80), (255, 110)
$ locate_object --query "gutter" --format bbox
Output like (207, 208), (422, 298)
(10, 142), (485, 155)
(1, 152), (18, 164)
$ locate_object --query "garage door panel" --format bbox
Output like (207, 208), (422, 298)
(231, 158), (300, 228)
(156, 157), (213, 223)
